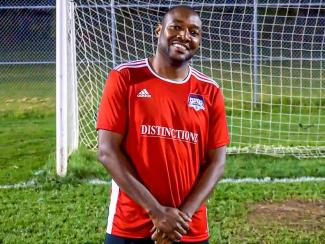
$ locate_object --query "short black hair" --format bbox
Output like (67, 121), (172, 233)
(161, 5), (200, 25)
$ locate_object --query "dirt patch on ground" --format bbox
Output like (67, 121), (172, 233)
(248, 199), (325, 231)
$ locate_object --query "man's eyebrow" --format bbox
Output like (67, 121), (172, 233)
(170, 19), (201, 29)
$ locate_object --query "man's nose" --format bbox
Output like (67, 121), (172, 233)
(177, 29), (191, 41)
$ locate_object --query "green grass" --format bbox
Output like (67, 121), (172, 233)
(1, 64), (325, 243)
(0, 183), (108, 243)
(0, 114), (55, 184)
(208, 182), (325, 243)
(0, 64), (55, 85)
(206, 60), (325, 148)
(0, 179), (324, 243)
(0, 64), (55, 114)
(61, 147), (325, 181)
(0, 108), (324, 243)
(0, 64), (55, 184)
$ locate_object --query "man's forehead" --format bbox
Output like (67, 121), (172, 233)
(163, 7), (202, 27)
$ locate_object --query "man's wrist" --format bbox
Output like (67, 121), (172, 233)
(146, 203), (163, 219)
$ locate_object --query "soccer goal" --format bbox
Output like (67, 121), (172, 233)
(56, 0), (325, 176)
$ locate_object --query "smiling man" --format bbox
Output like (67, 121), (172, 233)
(97, 5), (230, 244)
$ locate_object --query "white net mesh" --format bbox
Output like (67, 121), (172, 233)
(73, 0), (325, 158)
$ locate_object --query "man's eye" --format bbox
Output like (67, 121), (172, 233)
(172, 25), (181, 30)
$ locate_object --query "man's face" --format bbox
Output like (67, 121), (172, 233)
(156, 8), (202, 63)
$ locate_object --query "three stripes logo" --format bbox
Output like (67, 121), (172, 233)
(137, 89), (151, 98)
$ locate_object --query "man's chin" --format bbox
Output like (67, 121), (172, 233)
(169, 54), (192, 63)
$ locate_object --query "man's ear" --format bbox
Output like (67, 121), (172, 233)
(155, 24), (162, 37)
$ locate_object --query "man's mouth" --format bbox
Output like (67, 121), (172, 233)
(171, 42), (189, 52)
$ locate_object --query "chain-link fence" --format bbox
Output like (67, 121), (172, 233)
(0, 0), (56, 114)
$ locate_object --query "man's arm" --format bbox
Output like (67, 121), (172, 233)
(152, 146), (226, 243)
(97, 129), (190, 240)
(179, 146), (227, 217)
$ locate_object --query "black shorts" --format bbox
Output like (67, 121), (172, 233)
(104, 233), (209, 244)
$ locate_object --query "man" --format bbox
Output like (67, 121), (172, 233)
(97, 5), (229, 244)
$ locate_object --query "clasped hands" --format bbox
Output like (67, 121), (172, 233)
(149, 206), (191, 244)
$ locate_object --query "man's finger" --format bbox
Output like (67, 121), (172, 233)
(159, 238), (172, 244)
(169, 230), (183, 242)
(161, 238), (173, 244)
(177, 216), (189, 231)
(175, 222), (187, 235)
(151, 229), (159, 241)
(155, 231), (168, 244)
(150, 226), (157, 233)
(179, 211), (192, 222)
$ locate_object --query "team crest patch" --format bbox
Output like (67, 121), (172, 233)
(188, 94), (205, 111)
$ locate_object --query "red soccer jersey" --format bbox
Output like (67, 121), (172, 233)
(96, 59), (230, 242)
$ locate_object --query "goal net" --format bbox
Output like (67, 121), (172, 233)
(65, 0), (325, 160)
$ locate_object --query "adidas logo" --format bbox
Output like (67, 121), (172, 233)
(137, 89), (151, 98)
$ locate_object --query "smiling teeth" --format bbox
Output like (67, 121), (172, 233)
(173, 43), (187, 50)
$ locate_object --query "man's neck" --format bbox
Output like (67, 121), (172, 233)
(149, 54), (189, 82)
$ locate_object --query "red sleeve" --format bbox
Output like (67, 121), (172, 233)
(96, 69), (128, 135)
(207, 88), (230, 150)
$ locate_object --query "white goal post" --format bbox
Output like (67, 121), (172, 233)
(56, 0), (78, 176)
(57, 0), (325, 176)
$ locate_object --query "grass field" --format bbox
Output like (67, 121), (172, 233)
(0, 64), (324, 243)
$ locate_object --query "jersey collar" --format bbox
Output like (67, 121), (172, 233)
(145, 58), (191, 84)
